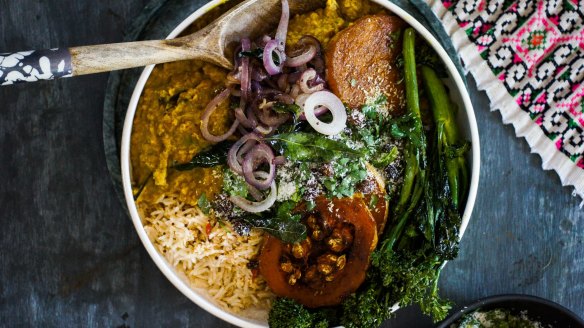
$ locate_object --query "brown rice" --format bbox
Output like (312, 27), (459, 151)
(141, 195), (274, 318)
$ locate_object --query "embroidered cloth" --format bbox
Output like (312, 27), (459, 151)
(425, 0), (584, 202)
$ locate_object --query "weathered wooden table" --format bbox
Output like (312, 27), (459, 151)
(1, 0), (582, 327)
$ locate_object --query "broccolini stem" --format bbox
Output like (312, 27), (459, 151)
(386, 28), (427, 250)
(394, 28), (426, 218)
(394, 142), (417, 217)
(403, 28), (422, 131)
(421, 65), (468, 209)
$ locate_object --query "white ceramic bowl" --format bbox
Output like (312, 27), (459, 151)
(120, 1), (480, 327)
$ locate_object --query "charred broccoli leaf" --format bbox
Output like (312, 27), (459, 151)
(269, 298), (337, 328)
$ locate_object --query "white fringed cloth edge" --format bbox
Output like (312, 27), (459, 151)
(425, 0), (584, 206)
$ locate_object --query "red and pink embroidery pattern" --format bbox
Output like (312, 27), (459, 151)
(443, 0), (584, 168)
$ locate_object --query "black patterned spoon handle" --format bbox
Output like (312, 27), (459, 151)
(0, 38), (232, 86)
(0, 49), (73, 85)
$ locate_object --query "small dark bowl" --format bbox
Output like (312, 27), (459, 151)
(437, 294), (584, 328)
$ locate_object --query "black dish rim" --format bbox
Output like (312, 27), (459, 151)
(436, 294), (584, 328)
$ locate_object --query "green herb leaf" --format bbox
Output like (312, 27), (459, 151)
(173, 141), (234, 170)
(372, 146), (399, 168)
(197, 193), (211, 214)
(322, 158), (368, 198)
(267, 132), (366, 162)
(361, 94), (388, 121)
(273, 51), (281, 66)
(273, 102), (302, 116)
(275, 200), (301, 221)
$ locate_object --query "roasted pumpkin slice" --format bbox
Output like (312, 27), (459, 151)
(326, 14), (406, 114)
(258, 196), (377, 308)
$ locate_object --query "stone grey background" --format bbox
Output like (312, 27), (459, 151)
(0, 0), (582, 327)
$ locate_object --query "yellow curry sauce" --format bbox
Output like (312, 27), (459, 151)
(287, 0), (385, 49)
(131, 61), (230, 207)
(131, 0), (385, 209)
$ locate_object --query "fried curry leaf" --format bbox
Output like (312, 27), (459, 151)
(268, 132), (366, 162)
(173, 141), (234, 170)
(239, 47), (281, 65)
(241, 214), (306, 243)
(239, 201), (306, 243)
(238, 47), (264, 59)
(273, 102), (302, 116)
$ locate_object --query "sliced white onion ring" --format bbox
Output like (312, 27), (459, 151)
(295, 92), (311, 108)
(303, 91), (347, 136)
(230, 171), (277, 213)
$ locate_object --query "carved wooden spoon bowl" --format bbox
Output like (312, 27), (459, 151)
(0, 0), (324, 86)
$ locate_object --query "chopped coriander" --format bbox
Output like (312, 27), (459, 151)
(361, 94), (388, 120)
(373, 146), (399, 168)
(276, 200), (302, 223)
(222, 169), (248, 198)
(322, 158), (368, 198)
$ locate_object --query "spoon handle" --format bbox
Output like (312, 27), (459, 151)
(0, 49), (73, 86)
(0, 37), (231, 86)
(69, 38), (231, 75)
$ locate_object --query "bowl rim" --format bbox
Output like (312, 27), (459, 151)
(436, 294), (584, 328)
(120, 0), (481, 327)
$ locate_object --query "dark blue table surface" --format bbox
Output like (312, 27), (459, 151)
(0, 0), (582, 327)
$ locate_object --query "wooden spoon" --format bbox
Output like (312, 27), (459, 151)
(0, 0), (324, 86)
